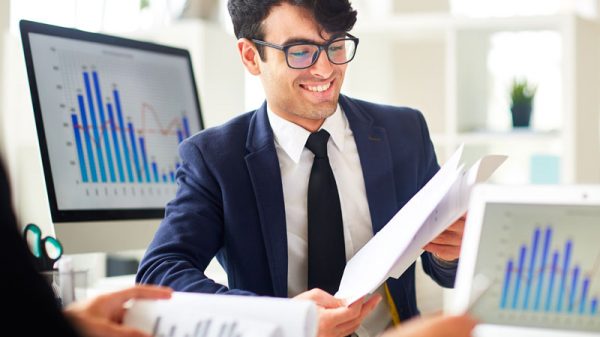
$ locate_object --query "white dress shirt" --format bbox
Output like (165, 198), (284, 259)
(267, 105), (392, 337)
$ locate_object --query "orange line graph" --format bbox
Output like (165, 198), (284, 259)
(138, 102), (183, 136)
(74, 102), (187, 138)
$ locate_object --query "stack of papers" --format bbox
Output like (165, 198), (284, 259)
(335, 145), (507, 305)
(124, 292), (318, 337)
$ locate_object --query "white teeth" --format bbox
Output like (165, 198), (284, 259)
(306, 82), (331, 92)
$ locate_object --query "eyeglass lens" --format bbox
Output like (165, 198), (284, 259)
(287, 39), (356, 69)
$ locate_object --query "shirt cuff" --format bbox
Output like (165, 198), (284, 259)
(431, 253), (459, 269)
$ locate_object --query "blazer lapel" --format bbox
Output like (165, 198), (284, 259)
(340, 96), (398, 233)
(244, 104), (288, 297)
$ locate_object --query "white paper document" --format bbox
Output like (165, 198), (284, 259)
(124, 292), (318, 337)
(335, 145), (507, 305)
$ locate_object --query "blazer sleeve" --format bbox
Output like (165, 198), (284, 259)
(413, 110), (458, 288)
(136, 139), (254, 296)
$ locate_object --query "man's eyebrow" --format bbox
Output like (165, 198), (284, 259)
(281, 33), (347, 46)
(281, 37), (318, 45)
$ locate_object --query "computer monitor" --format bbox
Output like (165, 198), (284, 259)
(20, 20), (204, 254)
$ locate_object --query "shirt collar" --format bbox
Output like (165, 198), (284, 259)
(267, 104), (347, 164)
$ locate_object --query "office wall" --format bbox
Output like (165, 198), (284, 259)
(0, 1), (9, 156)
(1, 31), (52, 235)
(0, 4), (43, 233)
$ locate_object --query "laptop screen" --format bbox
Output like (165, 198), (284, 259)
(468, 201), (600, 333)
(456, 186), (600, 334)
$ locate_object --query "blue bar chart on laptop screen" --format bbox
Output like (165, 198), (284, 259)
(470, 203), (600, 333)
(28, 34), (202, 210)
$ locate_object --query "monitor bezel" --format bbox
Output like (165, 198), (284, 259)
(19, 19), (203, 222)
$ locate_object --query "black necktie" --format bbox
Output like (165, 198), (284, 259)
(306, 130), (346, 294)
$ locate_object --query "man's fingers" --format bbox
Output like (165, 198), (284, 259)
(424, 214), (466, 261)
(447, 219), (466, 232)
(346, 295), (379, 314)
(339, 321), (362, 337)
(361, 294), (382, 312)
(315, 305), (361, 337)
(424, 243), (461, 261)
(294, 288), (344, 308)
(326, 301), (362, 322)
(109, 285), (173, 303)
(428, 230), (461, 245)
(336, 294), (381, 333)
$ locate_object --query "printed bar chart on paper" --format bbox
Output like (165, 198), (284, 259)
(28, 33), (202, 210)
(470, 203), (600, 333)
(123, 292), (318, 337)
(147, 315), (281, 337)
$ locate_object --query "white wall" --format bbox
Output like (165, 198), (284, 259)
(0, 1), (10, 156)
(2, 31), (52, 235)
(2, 3), (53, 235)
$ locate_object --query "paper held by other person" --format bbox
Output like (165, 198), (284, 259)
(124, 292), (318, 337)
(335, 145), (507, 305)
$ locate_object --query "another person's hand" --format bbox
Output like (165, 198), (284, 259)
(294, 288), (381, 337)
(423, 214), (466, 262)
(381, 314), (477, 337)
(64, 284), (172, 337)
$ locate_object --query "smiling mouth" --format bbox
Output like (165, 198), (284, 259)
(300, 80), (333, 93)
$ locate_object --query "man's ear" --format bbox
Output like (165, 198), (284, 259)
(237, 38), (261, 75)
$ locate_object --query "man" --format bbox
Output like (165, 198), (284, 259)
(137, 1), (465, 336)
(0, 157), (471, 337)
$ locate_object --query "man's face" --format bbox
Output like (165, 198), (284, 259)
(257, 3), (348, 130)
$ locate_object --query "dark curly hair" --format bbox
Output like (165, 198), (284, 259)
(227, 0), (357, 59)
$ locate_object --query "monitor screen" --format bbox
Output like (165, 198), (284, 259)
(21, 20), (203, 218)
(20, 20), (203, 252)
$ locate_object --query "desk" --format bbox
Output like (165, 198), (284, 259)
(86, 257), (228, 298)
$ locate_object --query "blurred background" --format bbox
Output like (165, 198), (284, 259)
(2, 0), (600, 314)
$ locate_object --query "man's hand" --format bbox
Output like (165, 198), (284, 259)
(294, 288), (382, 337)
(423, 214), (466, 262)
(381, 314), (477, 337)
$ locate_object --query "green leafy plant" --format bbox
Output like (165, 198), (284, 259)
(510, 78), (537, 108)
(509, 78), (537, 127)
(140, 0), (150, 10)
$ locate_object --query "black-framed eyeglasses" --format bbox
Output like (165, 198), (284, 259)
(251, 33), (359, 69)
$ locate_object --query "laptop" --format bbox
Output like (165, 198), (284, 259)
(449, 184), (600, 337)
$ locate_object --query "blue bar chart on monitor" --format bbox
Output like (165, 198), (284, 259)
(70, 69), (191, 185)
(27, 33), (202, 210)
(470, 203), (600, 333)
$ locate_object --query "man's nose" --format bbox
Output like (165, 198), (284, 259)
(309, 49), (334, 79)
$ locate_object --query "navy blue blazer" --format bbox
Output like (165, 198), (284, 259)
(137, 95), (456, 320)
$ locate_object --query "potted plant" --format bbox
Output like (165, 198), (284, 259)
(510, 78), (537, 128)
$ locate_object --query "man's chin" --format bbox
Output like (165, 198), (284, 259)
(309, 105), (337, 120)
(310, 99), (338, 117)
